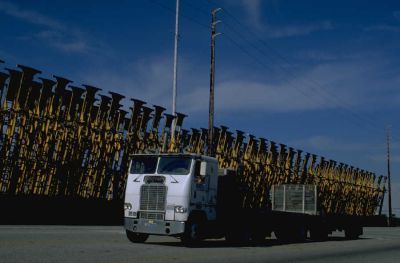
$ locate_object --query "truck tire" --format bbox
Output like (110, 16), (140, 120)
(181, 218), (203, 246)
(345, 226), (362, 240)
(225, 231), (251, 246)
(126, 230), (149, 243)
(275, 225), (306, 243)
(250, 231), (267, 245)
(294, 226), (307, 242)
(310, 226), (328, 241)
(274, 229), (291, 242)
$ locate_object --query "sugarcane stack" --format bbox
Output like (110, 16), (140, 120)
(0, 60), (385, 216)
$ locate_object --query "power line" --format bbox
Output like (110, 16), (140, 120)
(150, 0), (384, 133)
(222, 33), (374, 132)
(222, 24), (381, 132)
(202, 0), (382, 132)
(181, 0), (210, 16)
(175, 1), (340, 128)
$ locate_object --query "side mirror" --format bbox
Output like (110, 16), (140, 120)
(200, 161), (207, 176)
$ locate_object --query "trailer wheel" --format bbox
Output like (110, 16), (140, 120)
(345, 226), (362, 240)
(251, 231), (267, 244)
(294, 226), (307, 242)
(310, 227), (328, 241)
(126, 230), (149, 243)
(274, 229), (291, 242)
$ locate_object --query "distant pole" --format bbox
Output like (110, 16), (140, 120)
(208, 8), (221, 157)
(386, 126), (392, 226)
(171, 0), (180, 141)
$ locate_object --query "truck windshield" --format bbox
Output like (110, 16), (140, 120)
(130, 156), (158, 174)
(157, 156), (192, 175)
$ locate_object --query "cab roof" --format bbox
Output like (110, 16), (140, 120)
(131, 153), (217, 162)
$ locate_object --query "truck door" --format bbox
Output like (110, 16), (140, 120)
(191, 160), (210, 209)
(190, 160), (217, 220)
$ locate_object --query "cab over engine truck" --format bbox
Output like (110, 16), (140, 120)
(124, 153), (368, 245)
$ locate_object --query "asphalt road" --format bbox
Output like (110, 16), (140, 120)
(1, 226), (399, 263)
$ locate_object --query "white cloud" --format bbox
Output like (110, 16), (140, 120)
(0, 1), (63, 30)
(179, 57), (400, 114)
(222, 0), (333, 37)
(264, 21), (334, 38)
(241, 0), (263, 30)
(34, 30), (91, 53)
(77, 55), (179, 110)
(181, 79), (335, 113)
(364, 25), (400, 32)
(393, 11), (400, 20)
(77, 51), (400, 119)
(0, 1), (95, 54)
(295, 51), (339, 62)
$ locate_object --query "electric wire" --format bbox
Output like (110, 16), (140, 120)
(221, 33), (373, 132)
(148, 0), (384, 133)
(223, 11), (380, 126)
(202, 0), (383, 132)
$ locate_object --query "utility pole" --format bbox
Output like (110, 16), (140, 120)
(171, 0), (180, 142)
(386, 126), (393, 226)
(208, 8), (221, 157)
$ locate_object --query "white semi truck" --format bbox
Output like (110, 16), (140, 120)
(124, 153), (369, 245)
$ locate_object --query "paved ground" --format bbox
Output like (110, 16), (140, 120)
(1, 226), (400, 263)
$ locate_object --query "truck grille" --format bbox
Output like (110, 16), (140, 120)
(140, 184), (167, 212)
(140, 212), (164, 220)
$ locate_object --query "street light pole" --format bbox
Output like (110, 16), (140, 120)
(208, 8), (221, 157)
(171, 0), (180, 142)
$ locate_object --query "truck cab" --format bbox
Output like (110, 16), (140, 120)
(124, 153), (219, 243)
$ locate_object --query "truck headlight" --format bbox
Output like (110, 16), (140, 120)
(124, 202), (132, 210)
(174, 206), (187, 213)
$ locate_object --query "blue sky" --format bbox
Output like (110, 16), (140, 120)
(0, 0), (399, 214)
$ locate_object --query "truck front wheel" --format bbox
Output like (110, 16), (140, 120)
(181, 219), (203, 246)
(126, 230), (149, 243)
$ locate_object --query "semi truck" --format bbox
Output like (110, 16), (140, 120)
(123, 153), (380, 245)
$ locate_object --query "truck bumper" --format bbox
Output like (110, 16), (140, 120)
(124, 217), (185, 236)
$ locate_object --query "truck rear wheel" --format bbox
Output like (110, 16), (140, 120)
(225, 230), (251, 246)
(126, 230), (149, 243)
(275, 225), (306, 242)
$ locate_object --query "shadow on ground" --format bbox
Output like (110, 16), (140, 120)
(144, 236), (370, 248)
